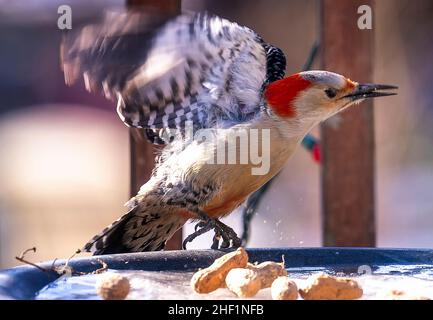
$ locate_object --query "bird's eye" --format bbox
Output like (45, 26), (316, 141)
(324, 88), (337, 99)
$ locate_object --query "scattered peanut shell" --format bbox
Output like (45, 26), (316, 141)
(247, 261), (287, 288)
(191, 247), (248, 294)
(96, 273), (130, 300)
(379, 289), (430, 300)
(271, 276), (298, 300)
(299, 273), (363, 300)
(225, 268), (262, 298)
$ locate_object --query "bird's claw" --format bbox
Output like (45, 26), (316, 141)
(214, 220), (241, 249)
(182, 221), (214, 250)
(183, 218), (241, 250)
(194, 220), (207, 232)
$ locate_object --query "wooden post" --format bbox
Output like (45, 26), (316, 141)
(127, 0), (183, 250)
(321, 0), (376, 247)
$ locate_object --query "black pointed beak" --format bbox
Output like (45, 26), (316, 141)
(343, 83), (398, 101)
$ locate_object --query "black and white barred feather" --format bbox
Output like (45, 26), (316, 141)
(261, 42), (287, 84)
(62, 11), (285, 135)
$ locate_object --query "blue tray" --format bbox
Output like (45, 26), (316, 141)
(1, 248), (432, 299)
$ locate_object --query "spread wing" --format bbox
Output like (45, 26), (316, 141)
(62, 11), (269, 130)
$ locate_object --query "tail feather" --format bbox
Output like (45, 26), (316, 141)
(83, 206), (186, 255)
(82, 208), (136, 255)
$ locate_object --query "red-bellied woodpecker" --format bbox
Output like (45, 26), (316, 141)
(62, 11), (397, 254)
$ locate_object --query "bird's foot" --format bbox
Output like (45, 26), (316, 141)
(182, 220), (214, 249)
(183, 219), (241, 250)
(212, 220), (241, 249)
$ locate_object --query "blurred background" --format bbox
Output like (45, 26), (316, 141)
(0, 0), (432, 268)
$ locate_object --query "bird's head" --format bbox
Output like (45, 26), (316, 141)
(264, 70), (397, 129)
